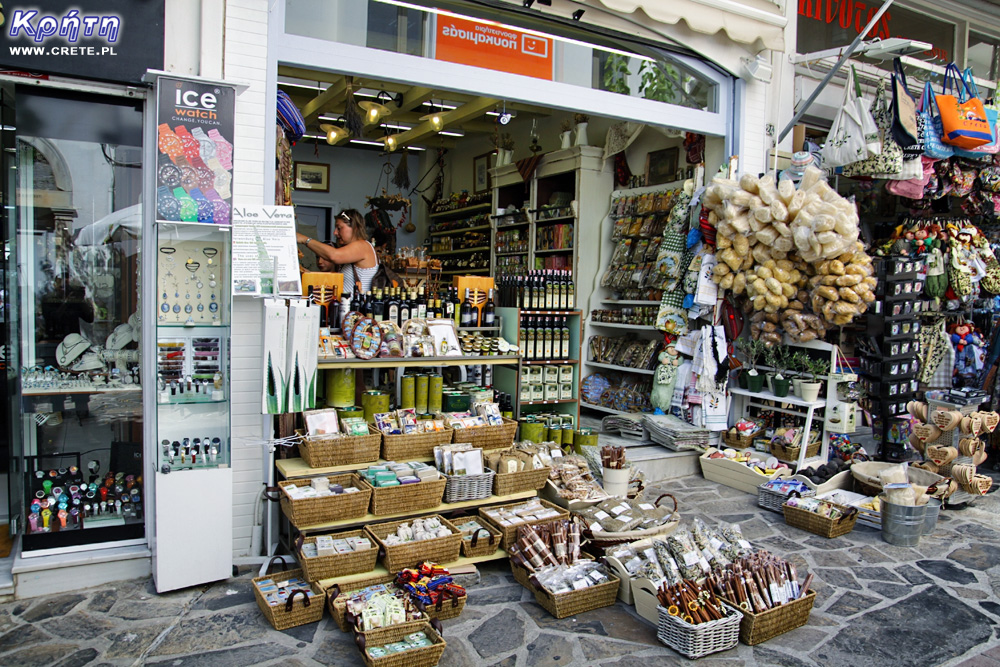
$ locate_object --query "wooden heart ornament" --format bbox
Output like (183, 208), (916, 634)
(925, 444), (958, 466)
(931, 410), (962, 431)
(958, 438), (979, 457)
(969, 414), (983, 436)
(912, 423), (942, 444)
(913, 460), (939, 474)
(972, 440), (988, 466)
(983, 412), (1000, 433)
(909, 433), (926, 455)
(974, 475), (994, 495)
(960, 416), (973, 434)
(952, 463), (976, 489)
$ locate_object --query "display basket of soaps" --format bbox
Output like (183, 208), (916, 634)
(278, 473), (372, 528)
(253, 556), (324, 631)
(359, 462), (448, 516)
(485, 444), (553, 496)
(356, 621), (447, 667)
(365, 515), (463, 572)
(450, 416), (519, 450)
(435, 443), (494, 503)
(297, 530), (378, 582)
(453, 518), (502, 558)
(376, 409), (453, 460)
(327, 574), (398, 631)
(299, 410), (383, 467)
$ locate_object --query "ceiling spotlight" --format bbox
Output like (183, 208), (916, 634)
(522, 0), (534, 7)
(384, 135), (398, 152)
(498, 112), (513, 125)
(320, 123), (350, 144)
(572, 9), (585, 20)
(420, 102), (445, 131)
(359, 100), (391, 125)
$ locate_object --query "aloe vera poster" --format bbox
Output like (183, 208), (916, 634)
(231, 204), (302, 296)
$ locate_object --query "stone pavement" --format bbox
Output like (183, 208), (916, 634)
(2, 471), (1000, 667)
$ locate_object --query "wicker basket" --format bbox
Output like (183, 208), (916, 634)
(326, 573), (398, 631)
(490, 465), (551, 496)
(723, 429), (762, 450)
(782, 499), (858, 538)
(363, 477), (447, 516)
(279, 474), (372, 528)
(758, 483), (815, 513)
(442, 471), (495, 503)
(297, 426), (382, 468)
(417, 590), (468, 621)
(253, 557), (325, 631)
(297, 531), (379, 582)
(531, 571), (621, 618)
(450, 418), (518, 450)
(365, 515), (463, 572)
(720, 591), (817, 645)
(477, 499), (570, 549)
(381, 429), (453, 461)
(460, 524), (501, 558)
(582, 494), (681, 550)
(770, 439), (821, 462)
(357, 621), (446, 667)
(851, 461), (945, 498)
(656, 603), (742, 659)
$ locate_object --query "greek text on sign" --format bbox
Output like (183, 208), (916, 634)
(435, 16), (553, 81)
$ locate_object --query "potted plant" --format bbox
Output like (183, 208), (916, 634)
(736, 338), (767, 393)
(574, 113), (590, 146)
(767, 345), (792, 397)
(498, 133), (515, 165)
(560, 119), (573, 150)
(801, 357), (829, 403)
(789, 351), (811, 397)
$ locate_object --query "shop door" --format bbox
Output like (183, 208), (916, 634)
(1, 84), (22, 536)
(11, 86), (146, 553)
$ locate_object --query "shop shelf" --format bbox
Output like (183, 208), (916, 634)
(519, 310), (581, 316)
(430, 224), (491, 236)
(600, 300), (661, 306)
(522, 359), (579, 365)
(428, 246), (490, 256)
(580, 401), (631, 415)
(496, 250), (529, 256)
(729, 387), (825, 409)
(277, 456), (435, 480)
(22, 386), (143, 396)
(428, 203), (491, 219)
(294, 490), (538, 533)
(441, 268), (490, 275)
(583, 361), (655, 375)
(156, 219), (233, 230)
(316, 354), (520, 370)
(534, 247), (574, 255)
(590, 322), (658, 331)
(533, 215), (576, 225)
(316, 549), (510, 590)
(520, 398), (578, 406)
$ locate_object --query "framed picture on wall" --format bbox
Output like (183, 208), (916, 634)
(473, 152), (493, 194)
(644, 147), (679, 186)
(295, 162), (330, 192)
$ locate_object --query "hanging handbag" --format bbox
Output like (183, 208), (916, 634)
(822, 66), (873, 168)
(936, 63), (993, 149)
(953, 68), (1000, 156)
(843, 79), (903, 177)
(922, 81), (955, 159)
(948, 249), (974, 296)
(886, 155), (935, 199)
(891, 58), (920, 148)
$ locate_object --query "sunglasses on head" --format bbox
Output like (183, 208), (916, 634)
(337, 212), (351, 222)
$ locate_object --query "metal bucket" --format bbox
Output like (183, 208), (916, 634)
(921, 498), (942, 536)
(880, 498), (926, 547)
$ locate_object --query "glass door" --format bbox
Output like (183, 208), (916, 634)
(12, 87), (146, 553)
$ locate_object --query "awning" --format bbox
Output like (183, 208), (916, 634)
(591, 0), (787, 52)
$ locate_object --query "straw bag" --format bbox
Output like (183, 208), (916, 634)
(937, 63), (993, 149)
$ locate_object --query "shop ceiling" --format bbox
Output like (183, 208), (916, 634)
(278, 68), (555, 151)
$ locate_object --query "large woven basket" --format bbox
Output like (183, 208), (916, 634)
(758, 483), (815, 513)
(582, 494), (681, 551)
(363, 477), (447, 516)
(253, 557), (325, 631)
(656, 603), (742, 659)
(381, 428), (453, 461)
(477, 499), (570, 549)
(298, 426), (382, 467)
(720, 591), (816, 645)
(770, 439), (820, 462)
(782, 499), (858, 538)
(365, 515), (463, 572)
(450, 418), (518, 450)
(442, 471), (495, 503)
(297, 531), (379, 582)
(357, 621), (446, 667)
(279, 474), (372, 528)
(326, 573), (397, 631)
(851, 461), (945, 498)
(417, 590), (468, 621)
(460, 524), (502, 558)
(490, 465), (551, 497)
(530, 570), (620, 618)
(723, 429), (762, 450)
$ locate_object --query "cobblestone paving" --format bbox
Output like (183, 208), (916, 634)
(2, 471), (1000, 666)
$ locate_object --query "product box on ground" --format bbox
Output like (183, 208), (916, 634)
(699, 448), (791, 494)
(531, 570), (621, 619)
(357, 621), (447, 667)
(286, 298), (320, 412)
(656, 602), (742, 659)
(262, 298), (288, 414)
(631, 576), (660, 625)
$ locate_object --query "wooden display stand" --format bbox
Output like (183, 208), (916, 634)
(452, 276), (495, 323)
(302, 271), (343, 298)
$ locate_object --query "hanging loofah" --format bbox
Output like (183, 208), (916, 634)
(343, 79), (365, 139)
(392, 148), (411, 190)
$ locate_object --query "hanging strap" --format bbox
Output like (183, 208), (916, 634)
(852, 65), (863, 99)
(893, 58), (910, 94)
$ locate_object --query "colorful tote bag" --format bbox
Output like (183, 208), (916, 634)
(953, 69), (1000, 156)
(921, 81), (954, 159)
(936, 63), (993, 149)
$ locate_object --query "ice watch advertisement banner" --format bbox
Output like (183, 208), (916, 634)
(155, 76), (236, 227)
(0, 1), (165, 84)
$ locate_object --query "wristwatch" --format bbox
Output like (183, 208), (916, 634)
(172, 187), (198, 222)
(302, 237), (312, 245)
(190, 188), (213, 224)
(205, 188), (230, 224)
(208, 129), (233, 170)
(174, 126), (201, 162)
(157, 186), (181, 221)
(157, 124), (184, 162)
(158, 154), (182, 188)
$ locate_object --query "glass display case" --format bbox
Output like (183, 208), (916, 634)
(153, 224), (231, 473)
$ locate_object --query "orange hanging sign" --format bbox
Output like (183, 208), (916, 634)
(434, 16), (553, 81)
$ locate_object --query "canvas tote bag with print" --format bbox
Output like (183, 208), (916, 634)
(936, 63), (993, 149)
(891, 58), (920, 149)
(921, 81), (955, 159)
(953, 68), (1000, 156)
(823, 66), (874, 168)
(843, 78), (903, 177)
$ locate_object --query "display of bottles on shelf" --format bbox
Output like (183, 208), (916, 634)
(518, 316), (572, 361)
(496, 270), (575, 310)
(535, 223), (574, 253)
(439, 251), (490, 272)
(429, 230), (489, 253)
(496, 254), (529, 273)
(496, 229), (528, 254)
(590, 307), (658, 326)
(337, 286), (496, 330)
(429, 212), (489, 235)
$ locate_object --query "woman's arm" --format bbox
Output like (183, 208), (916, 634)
(297, 233), (370, 264)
